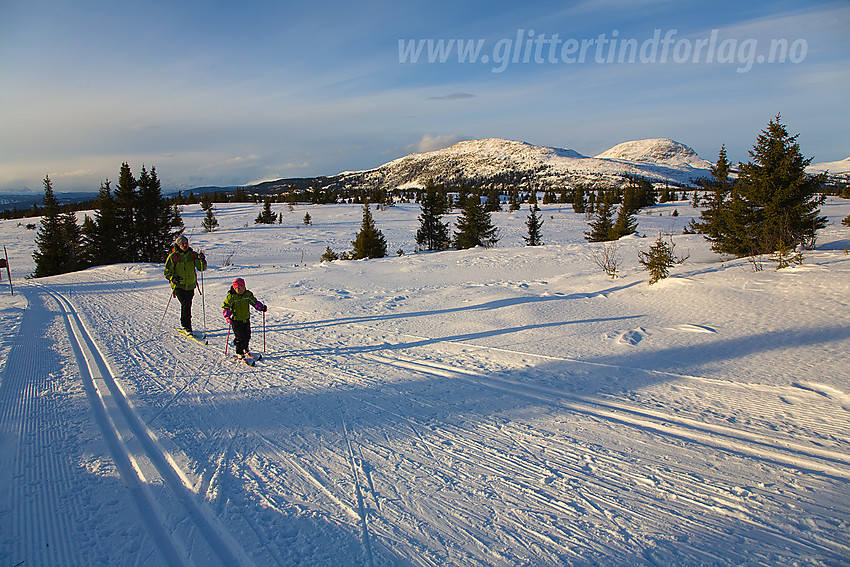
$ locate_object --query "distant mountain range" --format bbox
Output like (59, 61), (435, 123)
(254, 138), (717, 195)
(3, 138), (847, 211)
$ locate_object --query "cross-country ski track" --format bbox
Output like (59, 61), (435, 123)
(2, 199), (849, 565)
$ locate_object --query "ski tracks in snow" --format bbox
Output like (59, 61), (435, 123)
(1, 284), (254, 567)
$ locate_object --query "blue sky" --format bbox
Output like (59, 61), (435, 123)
(1, 0), (848, 193)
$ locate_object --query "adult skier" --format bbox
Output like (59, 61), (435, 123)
(164, 234), (207, 333)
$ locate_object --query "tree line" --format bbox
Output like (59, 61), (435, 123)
(33, 163), (182, 277)
(31, 115), (836, 275)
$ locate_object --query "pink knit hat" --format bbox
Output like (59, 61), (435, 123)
(232, 278), (245, 288)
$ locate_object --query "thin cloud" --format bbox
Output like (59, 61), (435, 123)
(427, 93), (476, 100)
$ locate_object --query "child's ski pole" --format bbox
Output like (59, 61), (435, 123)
(263, 310), (266, 354)
(224, 322), (231, 356)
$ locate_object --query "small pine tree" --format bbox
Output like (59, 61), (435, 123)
(416, 179), (451, 251)
(584, 197), (615, 242)
(351, 202), (387, 259)
(638, 234), (677, 284)
(255, 198), (276, 224)
(303, 212), (312, 225)
(321, 246), (339, 262)
(571, 185), (586, 214)
(454, 192), (499, 249)
(612, 204), (638, 239)
(524, 204), (544, 246)
(202, 208), (219, 232)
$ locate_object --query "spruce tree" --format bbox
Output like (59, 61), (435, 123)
(638, 234), (677, 284)
(694, 145), (735, 243)
(255, 197), (276, 224)
(202, 208), (219, 232)
(90, 180), (120, 266)
(136, 166), (174, 262)
(524, 204), (544, 246)
(351, 202), (387, 259)
(60, 211), (83, 272)
(33, 176), (66, 277)
(113, 162), (138, 262)
(584, 196), (615, 242)
(454, 192), (499, 249)
(709, 115), (826, 256)
(416, 179), (451, 251)
(484, 188), (502, 212)
(612, 204), (638, 238)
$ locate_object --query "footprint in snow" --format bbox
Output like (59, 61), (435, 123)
(608, 328), (648, 345)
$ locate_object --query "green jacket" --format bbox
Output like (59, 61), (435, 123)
(164, 246), (207, 291)
(222, 288), (260, 322)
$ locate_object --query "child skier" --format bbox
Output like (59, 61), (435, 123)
(222, 278), (267, 364)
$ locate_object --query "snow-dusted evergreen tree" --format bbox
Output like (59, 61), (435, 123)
(524, 204), (544, 246)
(33, 176), (67, 277)
(416, 179), (451, 251)
(454, 192), (499, 249)
(351, 202), (387, 259)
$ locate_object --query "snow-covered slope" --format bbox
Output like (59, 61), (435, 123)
(595, 138), (713, 169)
(2, 197), (849, 566)
(808, 156), (850, 176)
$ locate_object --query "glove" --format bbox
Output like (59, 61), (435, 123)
(222, 308), (232, 325)
(198, 251), (206, 262)
(170, 275), (182, 285)
(254, 302), (267, 312)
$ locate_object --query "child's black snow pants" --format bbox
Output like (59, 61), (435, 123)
(232, 319), (251, 355)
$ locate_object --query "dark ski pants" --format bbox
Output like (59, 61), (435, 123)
(174, 287), (195, 331)
(231, 319), (251, 355)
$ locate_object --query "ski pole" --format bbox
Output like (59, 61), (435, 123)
(200, 268), (206, 337)
(158, 291), (173, 328)
(262, 310), (266, 354)
(224, 322), (231, 356)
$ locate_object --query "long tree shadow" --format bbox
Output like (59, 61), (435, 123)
(269, 280), (644, 332)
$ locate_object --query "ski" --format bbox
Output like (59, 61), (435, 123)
(174, 327), (208, 345)
(228, 353), (262, 366)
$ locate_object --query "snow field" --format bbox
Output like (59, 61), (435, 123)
(0, 197), (849, 565)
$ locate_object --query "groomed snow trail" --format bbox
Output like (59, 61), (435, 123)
(25, 259), (850, 567)
(0, 284), (254, 567)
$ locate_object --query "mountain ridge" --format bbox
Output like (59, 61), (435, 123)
(256, 137), (716, 195)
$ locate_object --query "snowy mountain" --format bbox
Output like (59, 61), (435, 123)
(259, 138), (715, 195)
(808, 156), (850, 177)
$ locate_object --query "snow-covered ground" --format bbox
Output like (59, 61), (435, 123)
(1, 196), (849, 566)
